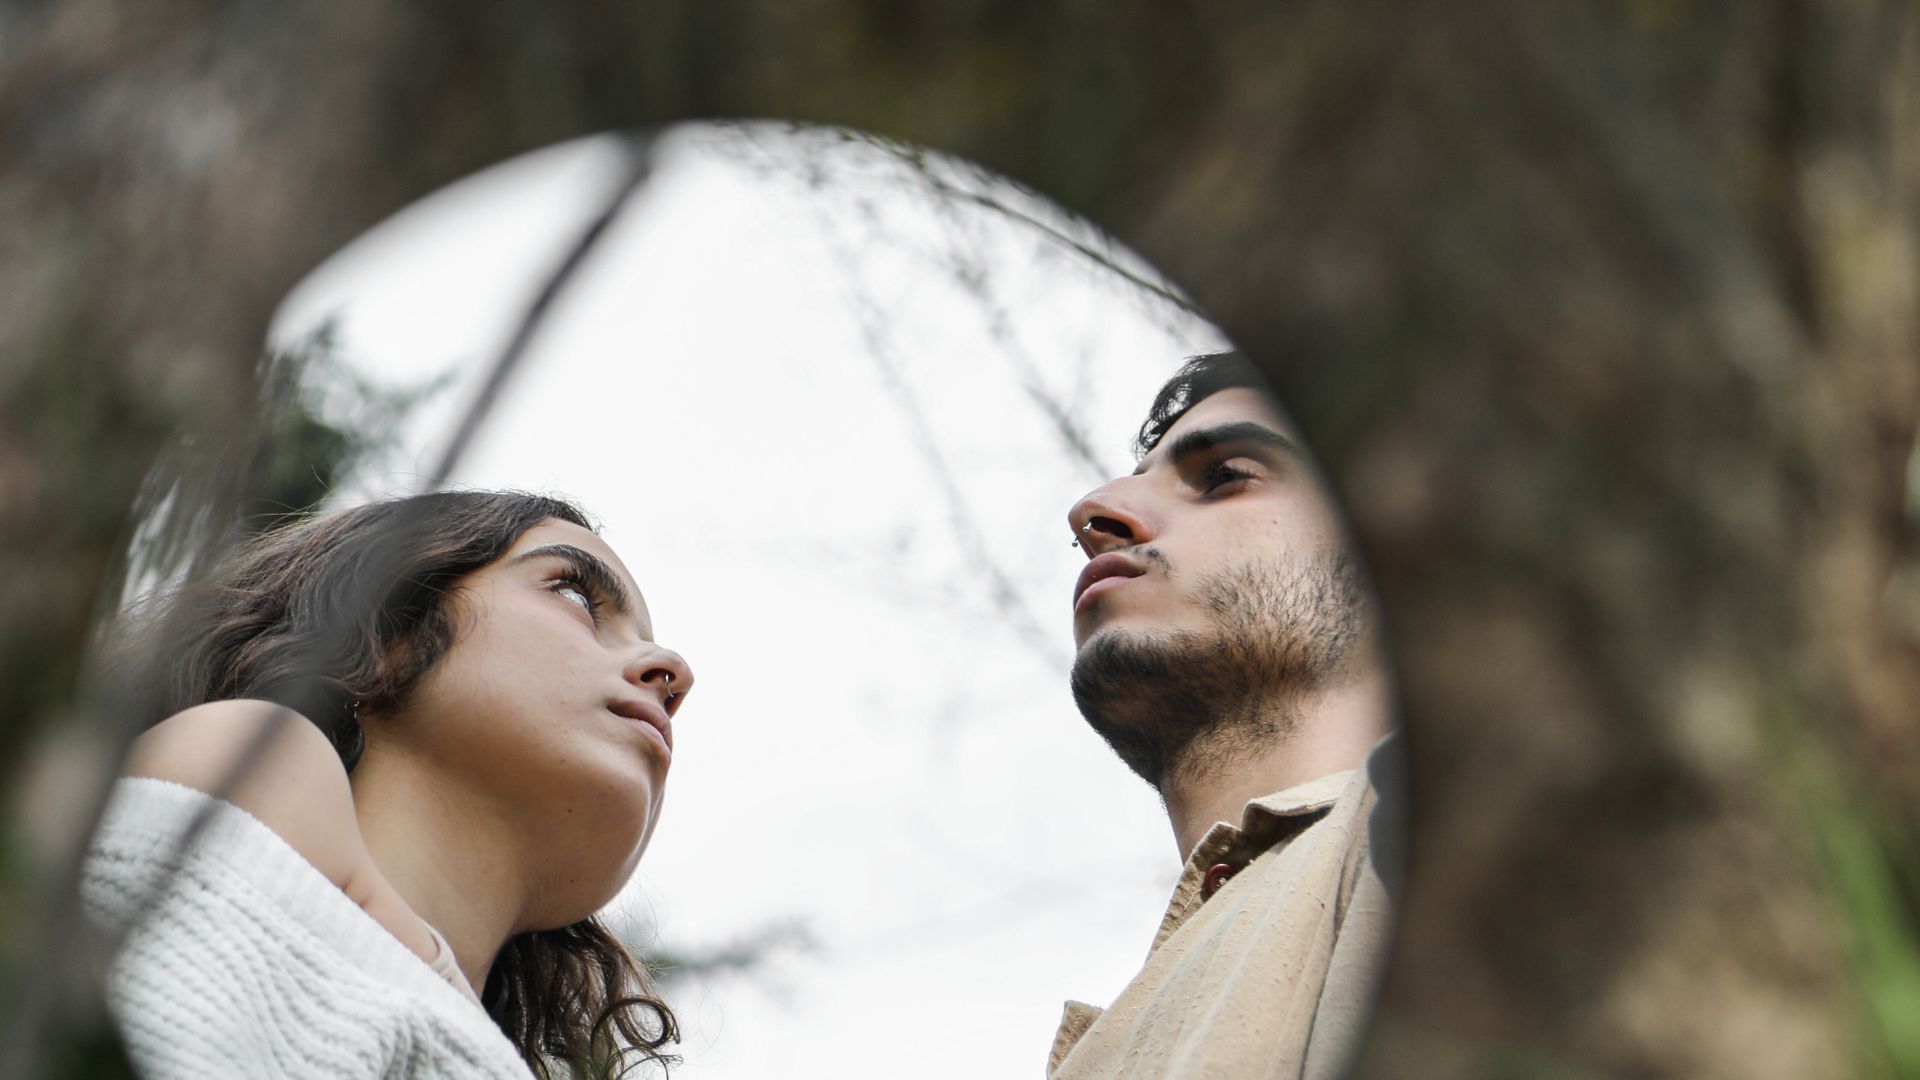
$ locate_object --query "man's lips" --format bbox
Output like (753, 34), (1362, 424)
(1074, 552), (1146, 611)
(608, 698), (673, 754)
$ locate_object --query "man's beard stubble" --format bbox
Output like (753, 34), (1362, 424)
(1068, 550), (1366, 791)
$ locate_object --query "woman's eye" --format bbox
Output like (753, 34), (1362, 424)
(555, 583), (595, 612)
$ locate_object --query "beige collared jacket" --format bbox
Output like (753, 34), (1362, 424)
(1048, 739), (1399, 1079)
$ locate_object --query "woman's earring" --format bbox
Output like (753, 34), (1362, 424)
(337, 699), (369, 771)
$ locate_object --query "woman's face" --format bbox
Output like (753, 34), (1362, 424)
(381, 517), (692, 923)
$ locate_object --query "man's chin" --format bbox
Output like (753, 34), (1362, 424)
(1070, 620), (1108, 653)
(1075, 616), (1211, 664)
(1072, 621), (1131, 658)
(1069, 625), (1219, 785)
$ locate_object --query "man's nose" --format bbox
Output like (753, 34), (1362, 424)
(1067, 484), (1152, 557)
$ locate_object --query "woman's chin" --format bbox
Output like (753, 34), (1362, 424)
(527, 865), (641, 930)
(539, 826), (659, 920)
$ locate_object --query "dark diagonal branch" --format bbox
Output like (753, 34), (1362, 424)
(429, 135), (655, 488)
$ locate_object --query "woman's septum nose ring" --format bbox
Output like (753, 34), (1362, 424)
(1071, 521), (1093, 548)
(661, 671), (676, 700)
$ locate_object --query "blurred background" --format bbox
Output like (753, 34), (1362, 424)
(6, 4), (1920, 1079)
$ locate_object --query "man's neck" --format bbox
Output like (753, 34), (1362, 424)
(1159, 664), (1393, 860)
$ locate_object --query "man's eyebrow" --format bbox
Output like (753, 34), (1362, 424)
(511, 544), (636, 621)
(1135, 420), (1301, 476)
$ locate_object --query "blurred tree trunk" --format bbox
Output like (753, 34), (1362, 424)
(5, 2), (1916, 1077)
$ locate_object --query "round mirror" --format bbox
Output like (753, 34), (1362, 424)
(225, 120), (1399, 1078)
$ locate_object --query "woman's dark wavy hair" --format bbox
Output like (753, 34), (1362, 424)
(120, 489), (679, 1078)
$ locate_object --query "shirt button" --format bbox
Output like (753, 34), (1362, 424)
(1202, 862), (1237, 899)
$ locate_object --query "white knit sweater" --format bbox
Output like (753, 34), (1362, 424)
(82, 777), (533, 1079)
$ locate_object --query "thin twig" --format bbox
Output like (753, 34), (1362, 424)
(812, 212), (1073, 674)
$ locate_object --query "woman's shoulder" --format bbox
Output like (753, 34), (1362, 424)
(122, 700), (366, 891)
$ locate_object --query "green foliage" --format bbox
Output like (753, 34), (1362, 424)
(1796, 742), (1920, 1077)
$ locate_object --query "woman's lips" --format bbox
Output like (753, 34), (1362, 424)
(608, 699), (673, 756)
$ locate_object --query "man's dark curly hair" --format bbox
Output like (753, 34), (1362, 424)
(1133, 351), (1274, 458)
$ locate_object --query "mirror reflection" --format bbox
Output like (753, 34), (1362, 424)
(100, 121), (1398, 1080)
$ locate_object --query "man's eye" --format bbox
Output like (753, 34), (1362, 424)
(555, 582), (596, 613)
(1201, 460), (1255, 492)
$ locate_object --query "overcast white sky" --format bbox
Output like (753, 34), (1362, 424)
(272, 122), (1232, 1080)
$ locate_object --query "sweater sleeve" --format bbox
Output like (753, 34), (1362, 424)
(81, 777), (532, 1080)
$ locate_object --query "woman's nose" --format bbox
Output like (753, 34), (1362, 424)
(625, 647), (694, 708)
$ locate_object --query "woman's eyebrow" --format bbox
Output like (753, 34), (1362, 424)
(511, 544), (636, 619)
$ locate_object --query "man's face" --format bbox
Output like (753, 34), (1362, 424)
(1065, 387), (1364, 784)
(1068, 388), (1350, 651)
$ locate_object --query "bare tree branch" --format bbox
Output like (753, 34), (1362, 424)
(429, 134), (656, 489)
